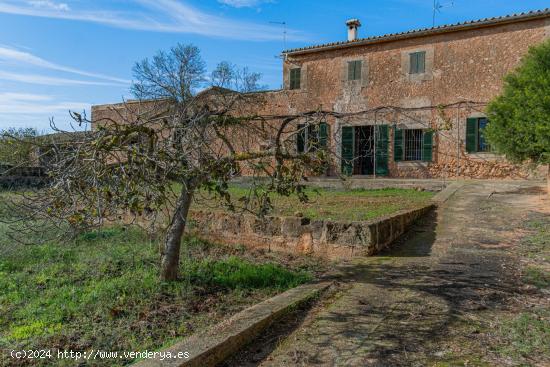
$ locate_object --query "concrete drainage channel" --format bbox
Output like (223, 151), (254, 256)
(133, 282), (332, 367)
(133, 182), (464, 367)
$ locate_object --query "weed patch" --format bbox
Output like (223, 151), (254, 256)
(495, 309), (550, 360)
(196, 186), (434, 221)
(523, 266), (550, 289)
(0, 224), (324, 366)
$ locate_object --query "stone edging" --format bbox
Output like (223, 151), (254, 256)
(132, 282), (331, 367)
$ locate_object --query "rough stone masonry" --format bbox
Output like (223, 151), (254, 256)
(92, 9), (550, 180)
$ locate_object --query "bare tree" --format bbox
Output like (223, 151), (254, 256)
(211, 61), (268, 93)
(5, 43), (330, 281)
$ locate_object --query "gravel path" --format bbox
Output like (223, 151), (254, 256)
(254, 180), (548, 366)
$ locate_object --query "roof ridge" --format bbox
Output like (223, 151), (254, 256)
(283, 8), (550, 54)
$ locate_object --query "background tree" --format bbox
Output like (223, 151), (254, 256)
(211, 61), (269, 93)
(486, 39), (550, 192)
(8, 43), (329, 281)
(0, 128), (38, 166)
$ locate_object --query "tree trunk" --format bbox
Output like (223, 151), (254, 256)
(547, 164), (550, 197)
(160, 185), (194, 281)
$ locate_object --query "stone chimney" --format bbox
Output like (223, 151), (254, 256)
(346, 19), (361, 41)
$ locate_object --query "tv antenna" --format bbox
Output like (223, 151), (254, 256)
(270, 21), (287, 52)
(433, 0), (454, 27)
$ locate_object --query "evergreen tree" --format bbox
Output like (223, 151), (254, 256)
(486, 39), (550, 192)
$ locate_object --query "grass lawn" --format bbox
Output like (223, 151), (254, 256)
(195, 186), (435, 221)
(0, 193), (328, 366)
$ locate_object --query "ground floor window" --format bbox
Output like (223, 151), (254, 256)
(404, 129), (423, 161)
(394, 128), (433, 162)
(466, 117), (491, 153)
(297, 123), (328, 153)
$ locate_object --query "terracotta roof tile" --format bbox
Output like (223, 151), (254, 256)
(283, 8), (550, 55)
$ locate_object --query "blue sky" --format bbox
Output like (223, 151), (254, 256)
(0, 0), (548, 131)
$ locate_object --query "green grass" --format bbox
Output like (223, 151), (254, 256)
(196, 186), (434, 221)
(495, 309), (550, 360)
(519, 216), (550, 290)
(0, 222), (315, 366)
(523, 266), (550, 289)
(522, 217), (550, 262)
(188, 256), (311, 290)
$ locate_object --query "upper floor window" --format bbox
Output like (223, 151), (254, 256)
(289, 68), (301, 90)
(466, 117), (491, 153)
(409, 51), (426, 74)
(347, 60), (362, 81)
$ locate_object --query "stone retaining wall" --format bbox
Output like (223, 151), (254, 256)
(188, 204), (434, 259)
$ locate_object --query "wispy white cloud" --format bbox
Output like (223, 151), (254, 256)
(218, 0), (272, 8)
(27, 0), (69, 11)
(0, 70), (126, 86)
(0, 45), (130, 84)
(0, 92), (89, 114)
(0, 0), (306, 41)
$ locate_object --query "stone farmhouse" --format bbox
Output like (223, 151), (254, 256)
(92, 8), (550, 179)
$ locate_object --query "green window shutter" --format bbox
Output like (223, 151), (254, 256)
(347, 61), (362, 81)
(393, 127), (403, 162)
(319, 122), (328, 149)
(409, 52), (426, 74)
(290, 68), (301, 89)
(410, 53), (417, 74)
(422, 130), (433, 162)
(418, 52), (426, 73)
(297, 124), (305, 153)
(341, 126), (354, 176)
(348, 62), (355, 81)
(375, 125), (389, 176)
(354, 60), (362, 80)
(466, 118), (478, 153)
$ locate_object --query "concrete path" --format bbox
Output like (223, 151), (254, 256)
(254, 180), (548, 366)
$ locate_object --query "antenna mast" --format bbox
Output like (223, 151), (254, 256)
(269, 21), (287, 51)
(433, 0), (454, 27)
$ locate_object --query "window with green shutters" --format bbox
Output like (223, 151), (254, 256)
(347, 60), (362, 81)
(466, 117), (491, 153)
(409, 51), (426, 74)
(393, 128), (433, 162)
(289, 68), (301, 90)
(297, 122), (328, 153)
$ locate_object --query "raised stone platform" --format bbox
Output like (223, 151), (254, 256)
(188, 203), (435, 259)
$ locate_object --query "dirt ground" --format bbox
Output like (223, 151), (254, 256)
(224, 180), (550, 367)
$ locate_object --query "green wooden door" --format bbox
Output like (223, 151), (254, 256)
(375, 125), (389, 176)
(422, 130), (433, 162)
(341, 126), (354, 176)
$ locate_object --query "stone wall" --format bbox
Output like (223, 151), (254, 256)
(90, 13), (550, 180)
(275, 16), (549, 179)
(188, 204), (434, 259)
